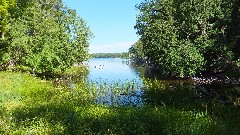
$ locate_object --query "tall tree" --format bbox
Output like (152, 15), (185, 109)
(135, 0), (239, 77)
(0, 0), (93, 74)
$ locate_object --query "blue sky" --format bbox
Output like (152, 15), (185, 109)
(62, 0), (142, 53)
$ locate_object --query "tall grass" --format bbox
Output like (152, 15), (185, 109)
(0, 71), (239, 134)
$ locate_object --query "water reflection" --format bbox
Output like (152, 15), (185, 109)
(85, 79), (144, 107)
(86, 58), (144, 106)
(86, 58), (240, 107)
(86, 58), (141, 84)
(85, 58), (240, 133)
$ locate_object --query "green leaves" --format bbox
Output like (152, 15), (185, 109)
(129, 40), (145, 60)
(166, 40), (205, 77)
(0, 0), (15, 37)
(0, 0), (92, 74)
(135, 0), (240, 77)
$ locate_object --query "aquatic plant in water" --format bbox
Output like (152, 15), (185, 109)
(1, 72), (240, 134)
(85, 79), (144, 107)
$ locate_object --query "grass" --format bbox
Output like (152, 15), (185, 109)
(0, 71), (239, 134)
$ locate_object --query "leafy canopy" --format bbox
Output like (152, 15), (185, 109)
(135, 0), (240, 77)
(129, 40), (145, 61)
(0, 0), (15, 37)
(0, 0), (93, 74)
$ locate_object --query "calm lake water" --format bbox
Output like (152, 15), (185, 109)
(84, 58), (240, 132)
(85, 58), (240, 108)
(86, 58), (144, 106)
(86, 58), (142, 84)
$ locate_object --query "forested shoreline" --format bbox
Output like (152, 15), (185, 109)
(91, 52), (129, 58)
(2, 0), (240, 78)
(130, 0), (240, 78)
(1, 0), (240, 134)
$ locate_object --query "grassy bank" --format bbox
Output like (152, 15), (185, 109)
(0, 71), (237, 134)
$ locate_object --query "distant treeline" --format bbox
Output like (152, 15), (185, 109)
(91, 53), (129, 58)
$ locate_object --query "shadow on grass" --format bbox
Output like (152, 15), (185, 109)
(10, 101), (225, 135)
(12, 103), (82, 134)
(11, 103), (159, 134)
(5, 75), (240, 134)
(143, 84), (240, 135)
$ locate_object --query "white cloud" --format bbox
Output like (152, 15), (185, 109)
(89, 41), (135, 54)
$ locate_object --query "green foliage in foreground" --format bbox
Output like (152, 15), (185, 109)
(0, 0), (15, 36)
(0, 72), (239, 134)
(0, 0), (92, 74)
(135, 0), (240, 77)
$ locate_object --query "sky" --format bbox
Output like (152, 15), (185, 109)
(62, 0), (142, 53)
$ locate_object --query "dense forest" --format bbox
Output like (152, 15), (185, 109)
(130, 0), (240, 77)
(0, 0), (92, 75)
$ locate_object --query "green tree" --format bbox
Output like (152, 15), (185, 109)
(0, 0), (92, 74)
(129, 40), (145, 61)
(135, 0), (239, 77)
(0, 0), (15, 39)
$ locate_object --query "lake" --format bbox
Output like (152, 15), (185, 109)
(86, 58), (142, 84)
(83, 58), (240, 132)
(85, 58), (240, 109)
(85, 58), (144, 106)
(86, 58), (240, 106)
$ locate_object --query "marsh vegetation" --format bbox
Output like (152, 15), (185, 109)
(1, 58), (240, 134)
(1, 0), (240, 134)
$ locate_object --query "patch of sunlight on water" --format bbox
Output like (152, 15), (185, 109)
(85, 58), (144, 106)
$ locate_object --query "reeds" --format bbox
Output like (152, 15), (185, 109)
(85, 79), (143, 106)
